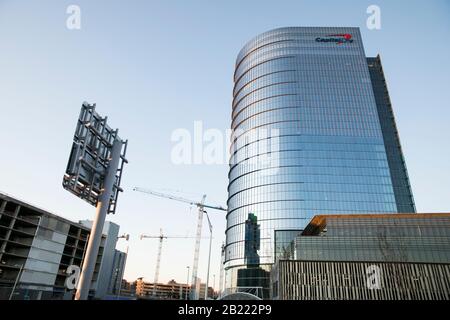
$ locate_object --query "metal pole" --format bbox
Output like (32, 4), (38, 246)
(9, 264), (24, 300)
(204, 212), (213, 300)
(205, 234), (212, 299)
(80, 233), (90, 267)
(186, 266), (190, 300)
(75, 139), (123, 300)
(219, 243), (225, 297)
(213, 274), (216, 299)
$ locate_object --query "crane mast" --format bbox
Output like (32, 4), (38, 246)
(154, 229), (164, 296)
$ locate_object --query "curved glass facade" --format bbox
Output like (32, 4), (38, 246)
(224, 27), (415, 291)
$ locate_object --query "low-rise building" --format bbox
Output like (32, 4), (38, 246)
(0, 192), (126, 300)
(198, 282), (215, 300)
(135, 278), (215, 300)
(136, 278), (190, 299)
(272, 213), (450, 300)
(118, 279), (136, 297)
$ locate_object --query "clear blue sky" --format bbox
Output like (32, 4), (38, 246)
(1, 0), (449, 287)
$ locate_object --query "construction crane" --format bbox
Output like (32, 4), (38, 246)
(134, 187), (226, 300)
(140, 229), (205, 297)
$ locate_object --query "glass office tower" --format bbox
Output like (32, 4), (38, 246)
(224, 27), (415, 292)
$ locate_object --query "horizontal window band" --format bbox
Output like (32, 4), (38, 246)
(232, 94), (298, 119)
(234, 39), (296, 73)
(225, 217), (312, 234)
(233, 69), (296, 97)
(232, 81), (298, 110)
(234, 56), (296, 86)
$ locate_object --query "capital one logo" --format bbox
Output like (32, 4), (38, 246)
(315, 33), (353, 44)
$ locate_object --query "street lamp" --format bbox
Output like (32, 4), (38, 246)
(204, 210), (213, 300)
(213, 274), (216, 299)
(186, 266), (190, 300)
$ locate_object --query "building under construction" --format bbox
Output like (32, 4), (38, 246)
(0, 192), (126, 300)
